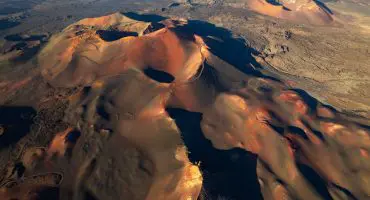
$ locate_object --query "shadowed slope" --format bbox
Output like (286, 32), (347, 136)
(34, 13), (370, 200)
(0, 106), (36, 150)
(38, 13), (203, 88)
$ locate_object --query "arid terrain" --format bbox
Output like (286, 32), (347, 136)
(0, 0), (369, 200)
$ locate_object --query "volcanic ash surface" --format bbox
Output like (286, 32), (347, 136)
(2, 12), (368, 200)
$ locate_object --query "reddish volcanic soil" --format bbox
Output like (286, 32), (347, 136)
(245, 0), (334, 25)
(0, 11), (369, 200)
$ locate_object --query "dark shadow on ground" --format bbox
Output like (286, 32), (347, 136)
(293, 89), (319, 113)
(1, 33), (48, 63)
(314, 0), (334, 14)
(123, 12), (166, 23)
(4, 34), (47, 42)
(35, 186), (60, 199)
(143, 67), (175, 83)
(0, 106), (36, 149)
(96, 30), (138, 41)
(0, 19), (21, 31)
(297, 163), (334, 200)
(175, 20), (278, 79)
(123, 12), (281, 82)
(166, 108), (263, 200)
(12, 44), (44, 63)
(266, 0), (283, 6)
(168, 2), (181, 8)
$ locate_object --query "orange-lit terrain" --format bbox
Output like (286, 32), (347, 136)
(0, 0), (369, 199)
(245, 0), (334, 25)
(1, 12), (368, 200)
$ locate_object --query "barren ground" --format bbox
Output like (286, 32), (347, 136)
(0, 0), (369, 200)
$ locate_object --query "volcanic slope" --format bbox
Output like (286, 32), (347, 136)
(1, 12), (369, 200)
(185, 0), (334, 25)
